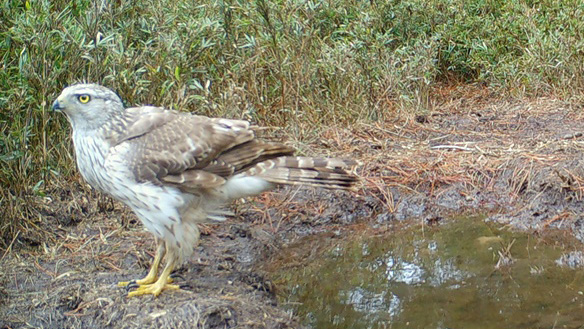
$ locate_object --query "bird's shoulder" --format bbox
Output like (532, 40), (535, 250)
(111, 106), (254, 148)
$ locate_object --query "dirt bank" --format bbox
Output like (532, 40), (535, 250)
(3, 89), (584, 328)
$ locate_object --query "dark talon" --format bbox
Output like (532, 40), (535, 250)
(126, 281), (139, 291)
(170, 273), (185, 281)
(179, 283), (193, 290)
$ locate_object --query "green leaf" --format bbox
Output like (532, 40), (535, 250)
(174, 66), (181, 81)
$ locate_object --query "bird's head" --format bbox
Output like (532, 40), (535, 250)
(52, 84), (125, 131)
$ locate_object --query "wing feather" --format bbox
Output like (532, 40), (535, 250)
(114, 107), (291, 191)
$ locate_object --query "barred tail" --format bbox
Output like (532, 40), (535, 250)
(243, 156), (359, 190)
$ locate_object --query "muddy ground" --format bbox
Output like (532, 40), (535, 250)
(3, 89), (584, 328)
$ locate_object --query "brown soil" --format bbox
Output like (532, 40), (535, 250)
(3, 87), (584, 328)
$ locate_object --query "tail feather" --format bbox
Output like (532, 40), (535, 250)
(243, 156), (359, 190)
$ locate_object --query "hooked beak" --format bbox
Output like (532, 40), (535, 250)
(52, 99), (64, 111)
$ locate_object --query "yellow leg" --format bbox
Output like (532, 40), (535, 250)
(118, 240), (166, 287)
(127, 256), (181, 297)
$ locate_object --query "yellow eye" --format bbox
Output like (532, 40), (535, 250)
(78, 95), (91, 103)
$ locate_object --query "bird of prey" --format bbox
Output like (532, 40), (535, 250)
(52, 84), (358, 297)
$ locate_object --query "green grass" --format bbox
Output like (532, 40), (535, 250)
(1, 0), (584, 247)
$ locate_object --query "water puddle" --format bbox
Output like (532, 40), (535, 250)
(268, 217), (584, 328)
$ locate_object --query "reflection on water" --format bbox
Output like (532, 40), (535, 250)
(271, 217), (584, 329)
(386, 256), (425, 285)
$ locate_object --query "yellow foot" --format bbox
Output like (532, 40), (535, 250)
(127, 282), (181, 297)
(122, 253), (181, 297)
(117, 276), (173, 288)
(118, 277), (174, 288)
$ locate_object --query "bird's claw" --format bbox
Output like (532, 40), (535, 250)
(179, 283), (193, 290)
(169, 272), (185, 281)
(126, 281), (140, 291)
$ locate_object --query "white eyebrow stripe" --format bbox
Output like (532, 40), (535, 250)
(73, 89), (94, 95)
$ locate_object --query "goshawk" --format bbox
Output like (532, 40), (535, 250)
(52, 84), (358, 297)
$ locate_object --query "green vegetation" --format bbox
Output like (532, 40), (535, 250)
(1, 0), (584, 246)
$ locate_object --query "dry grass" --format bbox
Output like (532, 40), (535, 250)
(290, 88), (584, 224)
(215, 86), (584, 234)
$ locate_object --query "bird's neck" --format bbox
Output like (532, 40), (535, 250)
(71, 129), (110, 192)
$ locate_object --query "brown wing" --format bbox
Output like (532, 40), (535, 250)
(117, 107), (294, 190)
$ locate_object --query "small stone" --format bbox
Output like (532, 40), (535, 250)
(563, 132), (583, 139)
